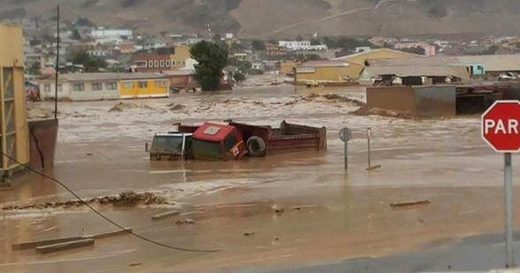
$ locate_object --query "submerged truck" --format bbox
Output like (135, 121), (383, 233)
(149, 120), (326, 161)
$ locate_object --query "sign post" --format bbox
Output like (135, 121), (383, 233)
(366, 128), (381, 171)
(481, 100), (520, 268)
(339, 128), (352, 170)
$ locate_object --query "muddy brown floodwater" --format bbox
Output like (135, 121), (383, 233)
(0, 85), (517, 273)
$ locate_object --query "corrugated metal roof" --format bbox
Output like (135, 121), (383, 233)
(366, 54), (520, 72)
(301, 60), (349, 68)
(332, 48), (419, 62)
(454, 55), (520, 72)
(363, 65), (470, 79)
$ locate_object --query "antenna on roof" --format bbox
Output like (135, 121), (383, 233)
(54, 5), (60, 120)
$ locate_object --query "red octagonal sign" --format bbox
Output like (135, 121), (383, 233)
(482, 100), (520, 153)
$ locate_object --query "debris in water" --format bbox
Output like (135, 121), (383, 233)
(129, 263), (142, 267)
(1, 191), (170, 211)
(176, 218), (196, 225)
(271, 204), (284, 214)
(243, 231), (255, 237)
(167, 103), (186, 111)
(390, 200), (431, 209)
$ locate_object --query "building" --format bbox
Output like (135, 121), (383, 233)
(39, 73), (170, 101)
(91, 28), (133, 45)
(279, 41), (312, 51)
(266, 43), (287, 59)
(360, 64), (470, 86)
(394, 42), (437, 56)
(454, 55), (520, 79)
(0, 24), (30, 175)
(132, 45), (191, 73)
(332, 48), (420, 81)
(162, 70), (198, 90)
(295, 60), (352, 85)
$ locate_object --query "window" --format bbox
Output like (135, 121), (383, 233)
(105, 82), (117, 90)
(44, 84), (51, 93)
(138, 81), (148, 88)
(58, 84), (63, 92)
(136, 61), (147, 68)
(160, 60), (165, 67)
(73, 83), (85, 91)
(171, 60), (176, 66)
(224, 135), (238, 151)
(124, 82), (134, 89)
(92, 82), (103, 91)
(148, 60), (153, 68)
(155, 80), (167, 87)
(165, 60), (171, 67)
(154, 60), (159, 68)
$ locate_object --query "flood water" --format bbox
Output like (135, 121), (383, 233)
(0, 85), (517, 273)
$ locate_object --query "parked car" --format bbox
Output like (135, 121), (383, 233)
(498, 72), (519, 81)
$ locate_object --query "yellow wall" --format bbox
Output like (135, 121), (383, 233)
(118, 79), (169, 98)
(296, 66), (353, 84)
(170, 45), (191, 70)
(0, 24), (23, 67)
(280, 61), (298, 75)
(0, 24), (29, 170)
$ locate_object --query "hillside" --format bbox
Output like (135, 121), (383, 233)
(2, 0), (520, 38)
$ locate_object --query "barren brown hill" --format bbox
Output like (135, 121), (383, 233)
(2, 0), (520, 38)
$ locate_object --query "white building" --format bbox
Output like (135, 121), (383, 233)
(38, 73), (169, 101)
(91, 28), (133, 45)
(279, 40), (312, 51)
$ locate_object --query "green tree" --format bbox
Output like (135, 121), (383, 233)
(72, 51), (107, 72)
(190, 41), (228, 91)
(233, 71), (246, 82)
(251, 40), (266, 51)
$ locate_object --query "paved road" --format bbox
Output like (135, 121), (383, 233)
(221, 232), (520, 273)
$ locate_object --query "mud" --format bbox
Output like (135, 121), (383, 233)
(0, 86), (508, 273)
(1, 191), (170, 210)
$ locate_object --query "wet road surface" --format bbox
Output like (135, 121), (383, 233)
(1, 86), (518, 272)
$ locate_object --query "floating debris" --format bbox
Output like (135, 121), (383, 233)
(390, 200), (431, 209)
(2, 191), (170, 211)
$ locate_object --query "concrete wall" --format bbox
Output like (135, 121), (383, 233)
(414, 86), (456, 116)
(28, 119), (58, 170)
(68, 82), (120, 101)
(39, 81), (120, 101)
(366, 85), (456, 117)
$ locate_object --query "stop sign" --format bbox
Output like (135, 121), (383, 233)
(481, 100), (520, 153)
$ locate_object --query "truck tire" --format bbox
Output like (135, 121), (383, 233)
(246, 136), (266, 157)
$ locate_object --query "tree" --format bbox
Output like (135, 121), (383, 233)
(310, 38), (321, 45)
(251, 40), (266, 51)
(233, 71), (246, 82)
(190, 41), (228, 91)
(400, 46), (426, 55)
(72, 51), (107, 72)
(27, 62), (41, 75)
(296, 34), (304, 41)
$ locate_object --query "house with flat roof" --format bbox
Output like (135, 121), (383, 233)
(39, 73), (170, 101)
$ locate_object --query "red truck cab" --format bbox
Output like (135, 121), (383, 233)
(191, 123), (247, 160)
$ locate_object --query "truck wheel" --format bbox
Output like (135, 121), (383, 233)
(246, 136), (266, 157)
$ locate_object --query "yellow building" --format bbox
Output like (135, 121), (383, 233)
(280, 61), (298, 75)
(295, 60), (352, 85)
(332, 48), (419, 81)
(170, 45), (191, 70)
(0, 24), (30, 174)
(119, 76), (170, 99)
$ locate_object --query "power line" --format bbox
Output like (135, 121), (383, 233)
(2, 152), (220, 253)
